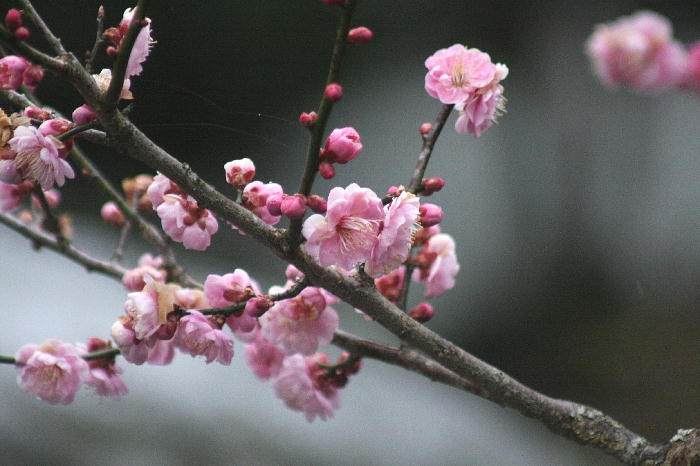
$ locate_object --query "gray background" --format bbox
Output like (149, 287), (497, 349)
(1, 0), (699, 464)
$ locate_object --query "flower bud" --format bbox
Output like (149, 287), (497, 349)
(408, 302), (434, 323)
(318, 161), (335, 179)
(265, 192), (283, 217)
(39, 118), (72, 137)
(421, 177), (445, 195)
(280, 194), (306, 219)
(13, 26), (30, 41)
(299, 111), (318, 127)
(101, 201), (126, 227)
(245, 295), (274, 318)
(23, 105), (51, 120)
(0, 55), (28, 90)
(347, 26), (373, 45)
(324, 82), (343, 102)
(22, 64), (43, 90)
(414, 225), (440, 245)
(419, 203), (443, 227)
(306, 194), (327, 213)
(32, 189), (61, 210)
(321, 126), (362, 164)
(419, 123), (433, 135)
(72, 104), (96, 126)
(5, 9), (22, 30)
(386, 186), (399, 196)
(106, 46), (118, 57)
(224, 158), (255, 188)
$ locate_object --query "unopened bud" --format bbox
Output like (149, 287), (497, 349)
(347, 26), (373, 45)
(224, 158), (255, 188)
(419, 203), (443, 227)
(414, 225), (440, 245)
(24, 105), (52, 121)
(280, 194), (306, 219)
(299, 111), (318, 127)
(5, 9), (22, 30)
(421, 177), (445, 195)
(13, 26), (30, 41)
(101, 201), (126, 227)
(408, 302), (434, 323)
(419, 123), (432, 135)
(324, 82), (343, 102)
(306, 194), (327, 213)
(319, 161), (335, 179)
(71, 104), (96, 126)
(245, 295), (274, 318)
(265, 193), (283, 217)
(386, 186), (399, 196)
(106, 46), (118, 57)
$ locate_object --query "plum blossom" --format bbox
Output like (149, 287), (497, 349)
(111, 318), (150, 365)
(0, 180), (33, 212)
(425, 44), (497, 104)
(155, 194), (218, 251)
(146, 339), (175, 365)
(454, 62), (508, 137)
(245, 334), (286, 380)
(121, 253), (167, 291)
(302, 183), (384, 271)
(224, 158), (255, 188)
(320, 127), (363, 164)
(120, 8), (154, 78)
(204, 269), (260, 339)
(242, 181), (284, 225)
(260, 286), (338, 355)
(7, 125), (74, 190)
(174, 311), (234, 365)
(685, 42), (700, 92)
(78, 338), (128, 399)
(0, 55), (28, 90)
(374, 266), (405, 303)
(412, 233), (460, 298)
(366, 192), (420, 277)
(93, 68), (133, 100)
(272, 354), (341, 422)
(586, 11), (688, 91)
(15, 339), (89, 404)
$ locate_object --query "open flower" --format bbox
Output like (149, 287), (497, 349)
(204, 269), (260, 339)
(7, 125), (73, 190)
(242, 181), (284, 225)
(120, 8), (154, 78)
(78, 338), (128, 399)
(155, 194), (218, 251)
(174, 310), (234, 365)
(412, 233), (460, 298)
(15, 339), (89, 405)
(425, 44), (497, 104)
(302, 183), (384, 270)
(245, 333), (285, 380)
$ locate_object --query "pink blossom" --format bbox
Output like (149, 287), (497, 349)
(0, 180), (33, 212)
(72, 105), (96, 126)
(93, 69), (133, 100)
(455, 80), (507, 137)
(22, 64), (44, 91)
(7, 125), (74, 190)
(15, 339), (89, 405)
(204, 269), (260, 338)
(123, 288), (160, 340)
(155, 194), (218, 251)
(78, 338), (127, 399)
(425, 44), (497, 104)
(685, 42), (700, 92)
(111, 318), (150, 365)
(224, 158), (255, 188)
(412, 233), (460, 298)
(245, 334), (285, 380)
(146, 339), (175, 365)
(122, 264), (166, 291)
(347, 26), (373, 45)
(280, 194), (307, 219)
(302, 183), (384, 270)
(0, 55), (28, 90)
(120, 8), (154, 78)
(375, 266), (405, 303)
(146, 173), (180, 208)
(408, 302), (434, 323)
(260, 287), (338, 355)
(321, 127), (363, 164)
(242, 181), (284, 225)
(418, 202), (443, 228)
(272, 354), (341, 422)
(586, 11), (688, 91)
(101, 201), (126, 227)
(324, 82), (343, 101)
(174, 311), (233, 365)
(174, 288), (208, 309)
(366, 192), (420, 277)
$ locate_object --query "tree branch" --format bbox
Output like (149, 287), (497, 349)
(287, 0), (357, 242)
(0, 24), (67, 72)
(407, 104), (454, 194)
(17, 0), (67, 56)
(85, 5), (106, 74)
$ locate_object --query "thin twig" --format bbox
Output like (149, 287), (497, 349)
(85, 5), (106, 74)
(104, 0), (147, 106)
(287, 0), (357, 243)
(58, 121), (99, 141)
(0, 24), (67, 71)
(198, 277), (309, 317)
(111, 196), (137, 263)
(407, 104), (454, 194)
(17, 0), (67, 55)
(33, 186), (67, 246)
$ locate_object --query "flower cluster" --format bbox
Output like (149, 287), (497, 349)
(0, 55), (44, 91)
(424, 44), (508, 137)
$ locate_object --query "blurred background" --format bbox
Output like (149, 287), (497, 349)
(1, 0), (699, 464)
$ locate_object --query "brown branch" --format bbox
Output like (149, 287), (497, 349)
(406, 104), (454, 194)
(0, 211), (126, 280)
(17, 0), (67, 56)
(74, 128), (108, 145)
(0, 24), (66, 72)
(85, 5), (106, 74)
(286, 0), (357, 242)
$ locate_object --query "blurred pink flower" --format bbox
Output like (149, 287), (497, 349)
(0, 180), (32, 212)
(302, 183), (383, 271)
(15, 339), (89, 404)
(78, 338), (128, 399)
(245, 334), (285, 380)
(412, 233), (460, 298)
(0, 55), (28, 90)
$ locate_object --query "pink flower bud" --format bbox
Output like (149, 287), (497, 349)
(687, 42), (700, 92)
(347, 27), (373, 45)
(421, 177), (445, 195)
(224, 158), (255, 188)
(318, 161), (335, 179)
(5, 9), (22, 30)
(245, 295), (274, 318)
(408, 302), (434, 323)
(13, 26), (30, 41)
(281, 194), (306, 219)
(24, 105), (52, 121)
(0, 55), (28, 90)
(22, 64), (43, 90)
(32, 189), (61, 210)
(321, 126), (362, 164)
(101, 201), (126, 227)
(39, 118), (72, 137)
(419, 123), (433, 135)
(72, 105), (96, 126)
(324, 82), (343, 102)
(419, 203), (443, 227)
(306, 194), (327, 213)
(265, 192), (283, 217)
(299, 111), (318, 127)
